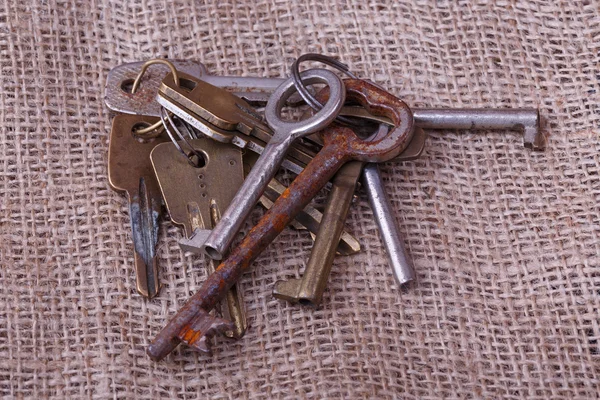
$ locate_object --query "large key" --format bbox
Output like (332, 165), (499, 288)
(146, 78), (414, 361)
(108, 115), (171, 298)
(150, 138), (247, 338)
(201, 69), (346, 260)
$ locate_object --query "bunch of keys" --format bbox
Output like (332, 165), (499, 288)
(104, 55), (545, 360)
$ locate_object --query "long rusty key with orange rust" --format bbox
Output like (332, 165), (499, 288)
(108, 115), (171, 298)
(146, 79), (414, 361)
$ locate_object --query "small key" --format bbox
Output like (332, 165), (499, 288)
(149, 138), (243, 247)
(147, 78), (414, 360)
(150, 138), (247, 339)
(105, 60), (206, 116)
(108, 115), (171, 298)
(202, 69), (345, 260)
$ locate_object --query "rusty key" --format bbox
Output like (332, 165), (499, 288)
(108, 115), (171, 298)
(147, 79), (414, 360)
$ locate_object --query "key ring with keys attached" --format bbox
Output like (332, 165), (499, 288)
(130, 59), (182, 136)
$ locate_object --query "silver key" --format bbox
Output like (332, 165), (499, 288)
(202, 69), (346, 260)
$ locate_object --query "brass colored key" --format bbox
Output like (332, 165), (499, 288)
(150, 138), (247, 338)
(150, 138), (244, 239)
(272, 161), (363, 306)
(157, 72), (318, 175)
(108, 115), (170, 298)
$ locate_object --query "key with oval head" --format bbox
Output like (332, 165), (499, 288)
(108, 115), (171, 298)
(202, 69), (346, 260)
(146, 79), (414, 360)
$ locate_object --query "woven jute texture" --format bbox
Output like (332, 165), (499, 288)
(1, 1), (599, 398)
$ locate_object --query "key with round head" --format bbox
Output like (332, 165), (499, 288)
(202, 69), (346, 260)
(146, 78), (414, 360)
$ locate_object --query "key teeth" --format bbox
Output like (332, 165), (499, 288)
(178, 310), (235, 355)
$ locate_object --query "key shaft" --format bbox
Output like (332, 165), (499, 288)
(272, 161), (363, 306)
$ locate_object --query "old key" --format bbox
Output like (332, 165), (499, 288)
(202, 69), (346, 260)
(147, 79), (414, 360)
(108, 115), (171, 298)
(150, 138), (248, 339)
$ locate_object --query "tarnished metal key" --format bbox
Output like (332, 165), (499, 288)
(108, 115), (171, 298)
(149, 138), (243, 250)
(104, 60), (307, 116)
(202, 69), (345, 260)
(146, 79), (414, 360)
(150, 138), (247, 339)
(105, 60), (206, 116)
(272, 161), (363, 306)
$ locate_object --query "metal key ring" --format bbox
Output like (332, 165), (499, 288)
(131, 59), (182, 135)
(290, 54), (361, 127)
(264, 68), (345, 142)
(160, 107), (205, 167)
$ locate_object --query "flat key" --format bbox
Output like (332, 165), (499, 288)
(147, 78), (414, 361)
(157, 72), (317, 175)
(149, 138), (243, 247)
(105, 60), (206, 116)
(202, 69), (345, 260)
(150, 138), (247, 339)
(108, 115), (171, 298)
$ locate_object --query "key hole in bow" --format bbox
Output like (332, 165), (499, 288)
(187, 150), (207, 168)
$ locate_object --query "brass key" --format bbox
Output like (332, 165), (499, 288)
(150, 138), (247, 338)
(108, 115), (170, 298)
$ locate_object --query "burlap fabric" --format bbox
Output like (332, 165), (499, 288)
(1, 1), (599, 398)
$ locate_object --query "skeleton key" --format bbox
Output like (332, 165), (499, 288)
(201, 69), (345, 260)
(272, 160), (363, 306)
(108, 115), (171, 298)
(146, 79), (414, 360)
(150, 138), (247, 339)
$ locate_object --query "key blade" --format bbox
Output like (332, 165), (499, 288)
(128, 177), (161, 298)
(108, 115), (170, 298)
(105, 60), (207, 116)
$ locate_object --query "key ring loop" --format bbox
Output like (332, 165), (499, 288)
(290, 54), (361, 127)
(160, 107), (205, 168)
(264, 68), (345, 140)
(131, 59), (182, 135)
